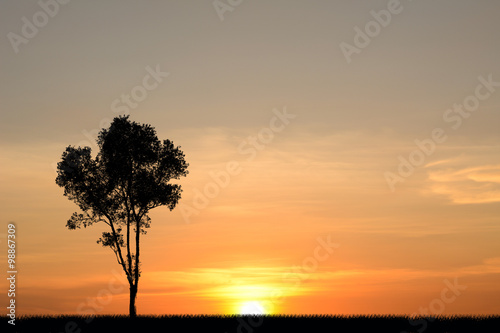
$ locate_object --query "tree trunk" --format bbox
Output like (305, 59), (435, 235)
(129, 284), (137, 317)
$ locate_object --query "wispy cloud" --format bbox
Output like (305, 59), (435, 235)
(142, 256), (500, 299)
(426, 161), (500, 204)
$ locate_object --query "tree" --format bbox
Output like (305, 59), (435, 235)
(55, 116), (188, 317)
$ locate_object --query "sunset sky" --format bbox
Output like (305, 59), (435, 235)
(1, 1), (499, 316)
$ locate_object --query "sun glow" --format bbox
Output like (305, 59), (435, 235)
(239, 301), (266, 315)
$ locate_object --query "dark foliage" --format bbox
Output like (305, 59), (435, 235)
(55, 116), (188, 316)
(13, 315), (500, 333)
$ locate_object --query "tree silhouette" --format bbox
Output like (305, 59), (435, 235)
(55, 116), (188, 317)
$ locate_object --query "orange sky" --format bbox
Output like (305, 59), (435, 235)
(1, 0), (500, 316)
(1, 124), (499, 315)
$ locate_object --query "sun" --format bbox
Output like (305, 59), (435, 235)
(239, 301), (266, 315)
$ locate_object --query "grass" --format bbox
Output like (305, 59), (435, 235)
(11, 314), (500, 333)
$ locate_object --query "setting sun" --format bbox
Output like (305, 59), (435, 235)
(239, 301), (266, 315)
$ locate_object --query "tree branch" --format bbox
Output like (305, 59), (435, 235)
(122, 182), (133, 283)
(103, 212), (130, 282)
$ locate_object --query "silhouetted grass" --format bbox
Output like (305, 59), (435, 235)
(11, 314), (500, 333)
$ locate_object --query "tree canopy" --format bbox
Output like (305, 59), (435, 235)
(55, 116), (188, 316)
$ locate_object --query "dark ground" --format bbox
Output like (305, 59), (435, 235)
(7, 314), (500, 333)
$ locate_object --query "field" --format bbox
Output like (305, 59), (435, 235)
(10, 315), (500, 333)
